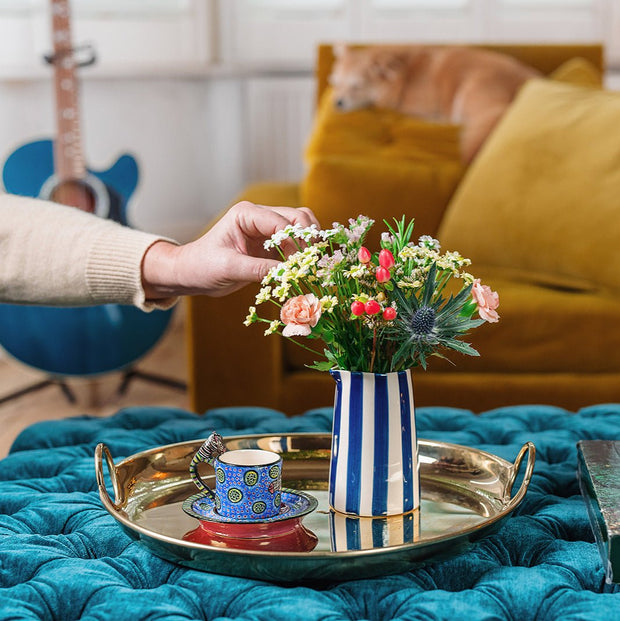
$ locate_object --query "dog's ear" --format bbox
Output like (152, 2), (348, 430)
(368, 51), (406, 81)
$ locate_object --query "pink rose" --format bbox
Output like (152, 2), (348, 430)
(280, 294), (321, 337)
(472, 279), (500, 323)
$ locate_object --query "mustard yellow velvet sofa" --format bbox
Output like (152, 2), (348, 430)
(187, 42), (620, 415)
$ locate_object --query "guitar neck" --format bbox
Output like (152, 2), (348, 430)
(50, 0), (86, 181)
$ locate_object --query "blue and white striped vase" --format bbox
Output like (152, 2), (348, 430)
(328, 369), (420, 517)
(329, 507), (420, 551)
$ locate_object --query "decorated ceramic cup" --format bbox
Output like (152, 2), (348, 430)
(189, 432), (283, 520)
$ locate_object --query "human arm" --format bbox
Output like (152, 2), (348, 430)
(0, 193), (173, 309)
(0, 194), (318, 309)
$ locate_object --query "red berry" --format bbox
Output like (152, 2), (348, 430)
(383, 307), (397, 321)
(365, 300), (381, 315)
(376, 266), (391, 283)
(357, 246), (372, 264)
(351, 301), (366, 316)
(379, 249), (395, 269)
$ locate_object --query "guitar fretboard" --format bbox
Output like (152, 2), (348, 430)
(50, 0), (86, 181)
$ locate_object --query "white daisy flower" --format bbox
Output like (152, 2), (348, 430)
(344, 263), (369, 279)
(319, 296), (339, 313)
(264, 320), (281, 336)
(244, 307), (258, 326)
(273, 283), (291, 301)
(419, 235), (441, 251)
(255, 286), (272, 304)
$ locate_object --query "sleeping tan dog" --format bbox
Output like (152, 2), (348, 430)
(329, 44), (540, 162)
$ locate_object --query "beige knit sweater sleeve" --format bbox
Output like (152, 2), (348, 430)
(0, 193), (178, 311)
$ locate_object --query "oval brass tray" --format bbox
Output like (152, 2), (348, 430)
(95, 434), (535, 583)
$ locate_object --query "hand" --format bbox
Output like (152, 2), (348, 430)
(141, 201), (320, 299)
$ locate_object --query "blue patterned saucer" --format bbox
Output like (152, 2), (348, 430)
(183, 488), (318, 524)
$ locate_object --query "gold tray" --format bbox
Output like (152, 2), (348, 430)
(95, 434), (535, 583)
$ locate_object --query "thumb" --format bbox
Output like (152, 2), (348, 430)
(230, 254), (281, 285)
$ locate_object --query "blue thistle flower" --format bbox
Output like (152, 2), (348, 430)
(411, 306), (436, 335)
(388, 262), (485, 370)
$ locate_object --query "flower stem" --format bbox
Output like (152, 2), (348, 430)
(369, 327), (377, 373)
(282, 335), (324, 357)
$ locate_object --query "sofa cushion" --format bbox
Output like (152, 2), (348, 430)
(305, 87), (461, 161)
(284, 265), (620, 375)
(438, 79), (620, 293)
(302, 155), (462, 243)
(549, 57), (602, 88)
(302, 88), (463, 241)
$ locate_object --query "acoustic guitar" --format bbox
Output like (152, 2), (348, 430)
(0, 0), (173, 378)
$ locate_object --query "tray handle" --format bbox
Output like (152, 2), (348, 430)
(95, 443), (124, 510)
(506, 441), (536, 510)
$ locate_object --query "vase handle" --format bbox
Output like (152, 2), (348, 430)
(506, 441), (536, 509)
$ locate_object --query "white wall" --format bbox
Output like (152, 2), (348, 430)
(0, 75), (248, 243)
(1, 0), (618, 243)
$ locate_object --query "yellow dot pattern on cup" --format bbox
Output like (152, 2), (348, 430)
(227, 488), (243, 503)
(244, 470), (258, 486)
(252, 500), (267, 514)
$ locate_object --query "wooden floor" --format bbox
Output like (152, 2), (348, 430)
(0, 302), (190, 457)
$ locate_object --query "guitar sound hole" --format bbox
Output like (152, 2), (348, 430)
(50, 179), (97, 213)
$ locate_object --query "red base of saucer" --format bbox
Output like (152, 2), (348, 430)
(183, 518), (318, 552)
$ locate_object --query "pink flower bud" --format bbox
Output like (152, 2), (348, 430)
(365, 300), (381, 315)
(378, 249), (395, 269)
(350, 301), (366, 316)
(383, 307), (397, 321)
(357, 246), (372, 264)
(376, 266), (391, 283)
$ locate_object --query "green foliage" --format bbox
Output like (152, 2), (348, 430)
(247, 215), (499, 373)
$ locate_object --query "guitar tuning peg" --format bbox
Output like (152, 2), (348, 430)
(43, 44), (97, 68)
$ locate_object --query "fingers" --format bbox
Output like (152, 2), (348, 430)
(261, 205), (321, 229)
(231, 201), (320, 238)
(230, 202), (296, 242)
(163, 202), (319, 298)
(214, 201), (321, 295)
(277, 237), (299, 258)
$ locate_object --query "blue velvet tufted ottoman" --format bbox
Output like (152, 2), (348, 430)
(1, 404), (620, 620)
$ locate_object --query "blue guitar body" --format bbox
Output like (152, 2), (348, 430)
(0, 139), (173, 376)
(3, 139), (137, 225)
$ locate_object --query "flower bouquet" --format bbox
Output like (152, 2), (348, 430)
(245, 215), (500, 517)
(245, 215), (499, 373)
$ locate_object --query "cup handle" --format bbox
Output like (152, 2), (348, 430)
(189, 433), (226, 499)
